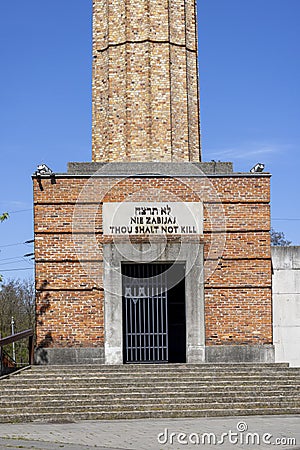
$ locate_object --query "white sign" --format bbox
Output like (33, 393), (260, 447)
(103, 202), (203, 235)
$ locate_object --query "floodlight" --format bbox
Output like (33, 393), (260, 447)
(250, 163), (265, 173)
(36, 164), (54, 176)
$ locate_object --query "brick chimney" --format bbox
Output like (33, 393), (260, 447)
(92, 0), (201, 162)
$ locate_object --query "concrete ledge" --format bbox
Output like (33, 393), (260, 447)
(272, 246), (300, 270)
(67, 161), (234, 176)
(34, 347), (105, 365)
(205, 345), (275, 363)
(32, 160), (273, 179)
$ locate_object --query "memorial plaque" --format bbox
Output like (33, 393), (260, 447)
(103, 202), (203, 235)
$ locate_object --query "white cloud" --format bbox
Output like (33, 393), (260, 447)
(0, 201), (32, 211)
(206, 142), (290, 160)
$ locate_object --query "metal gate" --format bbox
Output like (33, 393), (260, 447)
(122, 264), (169, 363)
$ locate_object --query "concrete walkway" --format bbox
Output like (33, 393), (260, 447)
(0, 416), (299, 450)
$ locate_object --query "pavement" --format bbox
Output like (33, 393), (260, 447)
(0, 415), (299, 450)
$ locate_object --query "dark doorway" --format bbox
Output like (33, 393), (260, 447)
(122, 263), (186, 363)
(167, 264), (186, 363)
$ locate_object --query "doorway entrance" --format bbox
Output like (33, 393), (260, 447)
(122, 263), (186, 363)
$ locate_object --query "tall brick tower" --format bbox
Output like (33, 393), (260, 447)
(92, 0), (201, 162)
(33, 0), (273, 366)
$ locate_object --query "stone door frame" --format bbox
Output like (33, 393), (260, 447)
(103, 241), (205, 364)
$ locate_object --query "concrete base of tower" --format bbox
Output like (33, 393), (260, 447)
(34, 347), (105, 365)
(205, 345), (275, 363)
(34, 345), (275, 365)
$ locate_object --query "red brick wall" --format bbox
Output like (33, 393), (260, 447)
(92, 0), (200, 162)
(34, 175), (272, 348)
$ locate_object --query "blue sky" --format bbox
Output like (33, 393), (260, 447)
(0, 0), (299, 281)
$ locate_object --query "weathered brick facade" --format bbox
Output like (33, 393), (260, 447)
(92, 0), (201, 162)
(34, 167), (272, 362)
(33, 1), (273, 364)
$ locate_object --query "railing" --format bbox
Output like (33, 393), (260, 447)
(0, 329), (34, 376)
(1, 348), (16, 368)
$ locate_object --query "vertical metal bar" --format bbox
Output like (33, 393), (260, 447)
(165, 266), (169, 361)
(143, 283), (146, 362)
(160, 267), (166, 361)
(153, 264), (156, 361)
(159, 276), (165, 361)
(149, 264), (151, 362)
(148, 264), (151, 361)
(140, 263), (142, 362)
(135, 264), (137, 363)
(156, 264), (158, 361)
(139, 264), (143, 362)
(152, 264), (155, 361)
(129, 265), (131, 363)
(157, 270), (160, 361)
(147, 295), (150, 361)
(134, 271), (137, 363)
(148, 266), (152, 361)
(137, 264), (140, 363)
(144, 265), (147, 361)
(129, 288), (133, 362)
(146, 264), (149, 362)
(157, 265), (159, 361)
(142, 296), (145, 361)
(132, 265), (134, 362)
(134, 299), (136, 362)
(125, 295), (128, 362)
(141, 264), (144, 362)
(162, 265), (164, 361)
(132, 265), (134, 363)
(158, 265), (161, 362)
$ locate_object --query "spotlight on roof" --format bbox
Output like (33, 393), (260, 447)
(36, 164), (54, 176)
(250, 163), (265, 173)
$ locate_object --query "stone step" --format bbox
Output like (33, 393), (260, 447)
(2, 398), (300, 414)
(1, 363), (299, 423)
(16, 373), (298, 382)
(26, 366), (293, 375)
(0, 389), (300, 407)
(29, 365), (293, 372)
(1, 394), (298, 409)
(1, 406), (300, 423)
(6, 371), (300, 380)
(28, 366), (294, 375)
(30, 362), (291, 368)
(8, 367), (299, 372)
(1, 383), (299, 396)
(0, 381), (300, 397)
(23, 371), (300, 380)
(1, 375), (300, 387)
(1, 388), (298, 402)
(1, 405), (300, 424)
(4, 375), (299, 384)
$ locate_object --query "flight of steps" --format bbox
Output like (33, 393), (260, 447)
(0, 363), (299, 423)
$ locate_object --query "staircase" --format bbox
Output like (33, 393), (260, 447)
(0, 363), (299, 423)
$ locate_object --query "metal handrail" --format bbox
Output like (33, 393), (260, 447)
(0, 329), (33, 346)
(0, 329), (34, 375)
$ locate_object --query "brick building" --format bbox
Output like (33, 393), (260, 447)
(33, 0), (273, 365)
